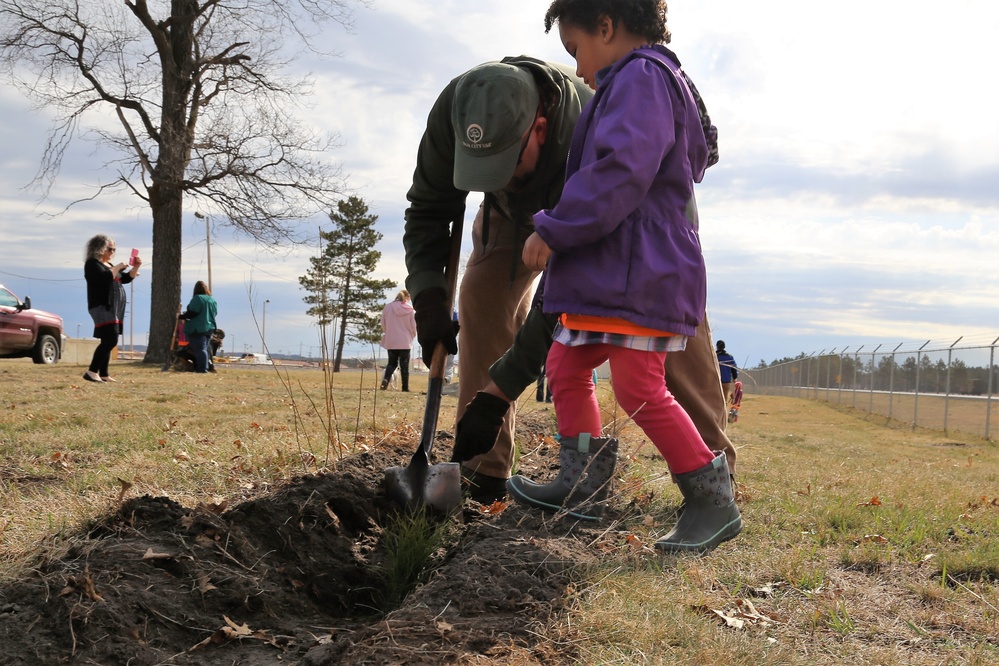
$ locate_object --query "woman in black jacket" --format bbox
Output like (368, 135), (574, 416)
(83, 235), (142, 382)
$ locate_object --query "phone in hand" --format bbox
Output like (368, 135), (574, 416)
(129, 248), (139, 266)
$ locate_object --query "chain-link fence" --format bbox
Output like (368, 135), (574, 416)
(747, 336), (999, 441)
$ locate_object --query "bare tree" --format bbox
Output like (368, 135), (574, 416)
(0, 0), (366, 362)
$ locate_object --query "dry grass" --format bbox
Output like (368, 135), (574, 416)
(0, 360), (437, 577)
(2, 361), (998, 665)
(555, 393), (999, 665)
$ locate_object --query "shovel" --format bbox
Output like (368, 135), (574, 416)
(383, 220), (463, 515)
(161, 304), (182, 372)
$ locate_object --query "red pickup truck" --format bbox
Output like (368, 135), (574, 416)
(0, 285), (65, 364)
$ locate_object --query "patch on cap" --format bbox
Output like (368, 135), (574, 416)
(451, 62), (540, 192)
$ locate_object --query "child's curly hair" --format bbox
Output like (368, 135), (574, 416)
(544, 0), (670, 44)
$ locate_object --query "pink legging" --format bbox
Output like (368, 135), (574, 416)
(546, 341), (714, 476)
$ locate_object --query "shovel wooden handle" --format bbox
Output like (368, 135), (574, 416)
(414, 218), (464, 460)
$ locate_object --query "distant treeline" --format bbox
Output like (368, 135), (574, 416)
(758, 353), (998, 396)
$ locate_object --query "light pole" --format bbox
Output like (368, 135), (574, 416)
(262, 299), (270, 353)
(194, 212), (213, 293)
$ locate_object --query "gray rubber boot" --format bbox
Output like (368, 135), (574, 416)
(655, 452), (742, 554)
(506, 435), (617, 520)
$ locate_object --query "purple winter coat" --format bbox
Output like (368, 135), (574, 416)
(533, 45), (708, 337)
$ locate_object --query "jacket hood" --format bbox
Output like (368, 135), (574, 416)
(385, 300), (414, 317)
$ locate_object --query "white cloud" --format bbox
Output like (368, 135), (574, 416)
(1, 0), (997, 363)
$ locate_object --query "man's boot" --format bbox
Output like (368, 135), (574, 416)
(506, 435), (617, 520)
(655, 452), (741, 554)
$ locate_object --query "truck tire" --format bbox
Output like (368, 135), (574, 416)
(33, 334), (60, 364)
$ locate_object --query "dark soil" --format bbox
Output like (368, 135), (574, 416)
(0, 409), (622, 665)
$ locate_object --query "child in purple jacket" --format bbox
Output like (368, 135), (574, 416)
(509, 0), (741, 554)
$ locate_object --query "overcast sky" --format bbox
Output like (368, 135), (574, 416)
(2, 0), (998, 369)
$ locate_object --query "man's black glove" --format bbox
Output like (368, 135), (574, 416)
(413, 287), (458, 367)
(452, 391), (510, 462)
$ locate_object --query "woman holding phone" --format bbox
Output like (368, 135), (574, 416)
(83, 234), (142, 383)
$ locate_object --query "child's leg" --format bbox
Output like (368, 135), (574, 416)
(607, 347), (714, 475)
(508, 341), (617, 519)
(545, 342), (607, 437)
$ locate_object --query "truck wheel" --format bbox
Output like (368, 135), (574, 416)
(33, 335), (59, 364)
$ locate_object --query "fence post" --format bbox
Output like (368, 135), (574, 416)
(888, 342), (903, 421)
(913, 340), (930, 431)
(852, 346), (864, 408)
(838, 347), (848, 404)
(943, 336), (962, 435)
(825, 348), (836, 402)
(814, 350), (824, 400)
(868, 344), (882, 415)
(803, 354), (810, 400)
(987, 336), (999, 440)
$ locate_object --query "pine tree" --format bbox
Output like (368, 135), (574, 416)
(300, 196), (395, 371)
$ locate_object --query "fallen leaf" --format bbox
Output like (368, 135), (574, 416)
(188, 630), (227, 652)
(198, 500), (228, 514)
(58, 565), (104, 602)
(195, 533), (216, 547)
(223, 616), (253, 637)
(174, 450), (191, 462)
(857, 496), (882, 507)
(142, 548), (174, 560)
(436, 620), (453, 632)
(325, 505), (342, 530)
(858, 534), (889, 544)
(713, 608), (745, 629)
(734, 598), (779, 624)
(197, 575), (217, 593)
(480, 500), (508, 515)
(625, 533), (647, 552)
(752, 582), (784, 598)
(116, 478), (133, 504)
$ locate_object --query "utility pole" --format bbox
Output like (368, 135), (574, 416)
(262, 299), (270, 353)
(194, 212), (213, 293)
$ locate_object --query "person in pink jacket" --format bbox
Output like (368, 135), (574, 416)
(380, 289), (418, 392)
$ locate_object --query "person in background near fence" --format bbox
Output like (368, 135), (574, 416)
(716, 339), (738, 404)
(443, 310), (458, 384)
(179, 281), (218, 374)
(380, 289), (417, 392)
(506, 0), (741, 554)
(83, 234), (142, 383)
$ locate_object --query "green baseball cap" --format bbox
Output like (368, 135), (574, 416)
(452, 62), (540, 192)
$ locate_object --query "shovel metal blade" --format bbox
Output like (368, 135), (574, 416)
(384, 457), (462, 515)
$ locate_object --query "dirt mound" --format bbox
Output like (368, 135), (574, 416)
(0, 411), (611, 665)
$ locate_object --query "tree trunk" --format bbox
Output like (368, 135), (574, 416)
(141, 0), (196, 364)
(334, 314), (348, 372)
(143, 190), (184, 363)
